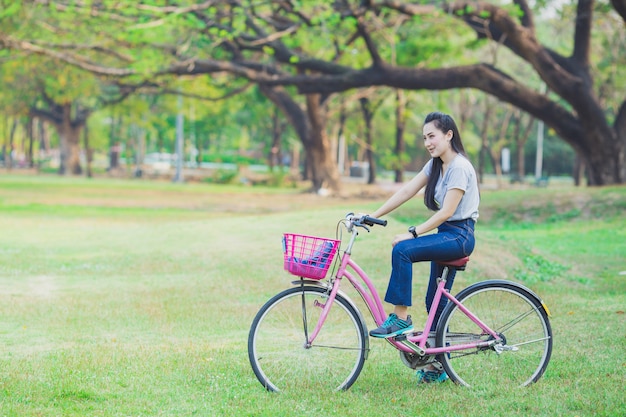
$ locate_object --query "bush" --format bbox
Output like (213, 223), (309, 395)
(204, 169), (239, 184)
(201, 153), (262, 166)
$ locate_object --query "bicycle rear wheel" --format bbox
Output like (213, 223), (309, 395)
(436, 281), (552, 388)
(248, 285), (367, 392)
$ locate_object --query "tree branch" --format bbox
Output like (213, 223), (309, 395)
(610, 0), (626, 22)
(243, 25), (300, 47)
(119, 81), (254, 102)
(1, 37), (136, 77)
(615, 100), (626, 139)
(355, 14), (384, 66)
(513, 0), (534, 29)
(373, 0), (436, 16)
(572, 0), (593, 67)
(25, 41), (136, 63)
(259, 63), (582, 143)
(258, 83), (311, 147)
(440, 2), (586, 103)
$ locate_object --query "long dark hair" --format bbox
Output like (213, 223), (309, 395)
(423, 112), (466, 211)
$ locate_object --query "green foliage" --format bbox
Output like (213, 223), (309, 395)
(379, 148), (410, 172)
(524, 133), (576, 177)
(467, 185), (626, 229)
(201, 153), (261, 165)
(514, 252), (569, 283)
(0, 1), (20, 18)
(265, 170), (293, 188)
(204, 168), (239, 184)
(392, 15), (466, 67)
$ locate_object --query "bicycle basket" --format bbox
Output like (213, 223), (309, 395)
(283, 233), (340, 280)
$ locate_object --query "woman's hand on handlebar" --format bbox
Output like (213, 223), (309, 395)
(347, 213), (388, 227)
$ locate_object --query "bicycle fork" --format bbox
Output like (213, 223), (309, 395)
(299, 279), (341, 348)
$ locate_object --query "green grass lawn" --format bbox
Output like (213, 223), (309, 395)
(0, 175), (624, 416)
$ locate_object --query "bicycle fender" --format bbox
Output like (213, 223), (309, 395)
(452, 279), (551, 317)
(290, 280), (371, 359)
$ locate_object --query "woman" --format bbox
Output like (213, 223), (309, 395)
(365, 111), (479, 383)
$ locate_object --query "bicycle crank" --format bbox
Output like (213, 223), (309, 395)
(494, 344), (519, 354)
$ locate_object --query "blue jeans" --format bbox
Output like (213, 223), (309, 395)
(384, 219), (475, 327)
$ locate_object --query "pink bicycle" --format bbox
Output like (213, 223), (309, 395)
(248, 214), (553, 392)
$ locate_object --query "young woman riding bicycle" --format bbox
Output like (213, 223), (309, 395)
(364, 111), (480, 383)
(249, 114), (552, 391)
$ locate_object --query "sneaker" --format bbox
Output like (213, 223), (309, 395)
(416, 368), (449, 384)
(369, 313), (414, 338)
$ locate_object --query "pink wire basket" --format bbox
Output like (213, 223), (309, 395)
(283, 233), (340, 280)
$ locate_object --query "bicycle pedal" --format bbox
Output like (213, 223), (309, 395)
(393, 328), (415, 341)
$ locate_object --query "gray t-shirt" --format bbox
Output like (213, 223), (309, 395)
(421, 155), (479, 221)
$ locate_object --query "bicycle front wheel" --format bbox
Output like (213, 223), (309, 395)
(248, 285), (367, 392)
(436, 281), (552, 388)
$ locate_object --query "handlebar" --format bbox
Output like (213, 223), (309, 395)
(346, 213), (387, 230)
(338, 213), (387, 254)
(359, 215), (387, 227)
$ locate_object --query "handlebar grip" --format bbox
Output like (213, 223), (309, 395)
(363, 215), (387, 227)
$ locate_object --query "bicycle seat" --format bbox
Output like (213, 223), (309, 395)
(437, 257), (470, 270)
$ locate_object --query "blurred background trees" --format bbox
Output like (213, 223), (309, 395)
(0, 0), (623, 192)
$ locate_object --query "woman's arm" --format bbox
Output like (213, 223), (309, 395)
(370, 171), (428, 218)
(392, 188), (465, 246)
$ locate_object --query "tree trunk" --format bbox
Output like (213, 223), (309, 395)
(305, 93), (341, 192)
(477, 101), (493, 184)
(493, 108), (514, 188)
(394, 89), (407, 183)
(37, 118), (49, 171)
(30, 101), (88, 176)
(336, 101), (347, 176)
(514, 113), (535, 181)
(260, 84), (340, 194)
(573, 154), (585, 186)
(489, 147), (503, 188)
(26, 117), (34, 168)
(579, 128), (624, 185)
(58, 103), (83, 175)
(359, 97), (376, 185)
(83, 121), (92, 178)
(7, 118), (17, 170)
(268, 107), (283, 171)
(108, 110), (120, 170)
(2, 117), (7, 167)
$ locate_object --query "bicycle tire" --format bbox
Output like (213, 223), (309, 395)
(248, 285), (367, 392)
(435, 280), (552, 388)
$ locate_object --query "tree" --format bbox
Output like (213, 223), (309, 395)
(1, 1), (413, 192)
(3, 0), (624, 186)
(0, 3), (138, 175)
(166, 0), (626, 186)
(265, 0), (626, 186)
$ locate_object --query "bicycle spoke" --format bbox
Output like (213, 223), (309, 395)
(311, 345), (368, 352)
(509, 336), (552, 348)
(495, 307), (537, 334)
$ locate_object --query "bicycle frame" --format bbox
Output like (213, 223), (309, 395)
(305, 227), (502, 357)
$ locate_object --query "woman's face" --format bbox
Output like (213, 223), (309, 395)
(423, 121), (453, 158)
